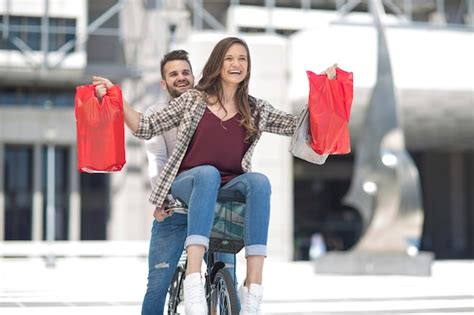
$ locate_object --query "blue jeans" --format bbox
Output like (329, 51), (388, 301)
(141, 215), (238, 315)
(142, 168), (248, 315)
(171, 165), (271, 257)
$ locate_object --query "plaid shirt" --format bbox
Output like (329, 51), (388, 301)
(133, 89), (298, 206)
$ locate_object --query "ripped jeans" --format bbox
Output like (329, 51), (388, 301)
(141, 215), (237, 314)
(141, 165), (271, 314)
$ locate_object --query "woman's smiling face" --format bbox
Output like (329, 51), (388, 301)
(219, 43), (249, 86)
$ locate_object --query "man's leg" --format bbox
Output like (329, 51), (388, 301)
(141, 213), (187, 315)
(214, 252), (237, 286)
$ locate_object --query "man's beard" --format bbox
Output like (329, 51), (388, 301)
(166, 82), (190, 98)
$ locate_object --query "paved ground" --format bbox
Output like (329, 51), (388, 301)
(1, 255), (473, 314)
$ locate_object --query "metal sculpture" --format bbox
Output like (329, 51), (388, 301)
(343, 0), (424, 252)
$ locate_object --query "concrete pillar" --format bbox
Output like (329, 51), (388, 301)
(69, 145), (81, 241)
(32, 144), (43, 241)
(244, 35), (293, 261)
(0, 143), (4, 241)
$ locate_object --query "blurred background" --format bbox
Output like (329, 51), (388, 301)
(1, 1), (473, 314)
(0, 0), (472, 263)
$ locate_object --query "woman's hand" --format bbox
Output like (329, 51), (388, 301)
(320, 63), (337, 80)
(92, 76), (114, 100)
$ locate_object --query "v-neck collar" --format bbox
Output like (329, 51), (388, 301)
(206, 106), (239, 122)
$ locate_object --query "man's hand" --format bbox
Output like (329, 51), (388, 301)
(153, 205), (173, 222)
(92, 76), (114, 100)
(320, 63), (337, 80)
(91, 76), (141, 133)
(93, 76), (114, 88)
(94, 84), (107, 100)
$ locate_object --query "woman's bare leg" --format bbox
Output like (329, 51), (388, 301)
(245, 255), (264, 286)
(186, 245), (206, 275)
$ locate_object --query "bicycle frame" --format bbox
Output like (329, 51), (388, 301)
(167, 189), (245, 314)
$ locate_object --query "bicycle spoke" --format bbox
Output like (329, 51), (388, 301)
(215, 275), (231, 314)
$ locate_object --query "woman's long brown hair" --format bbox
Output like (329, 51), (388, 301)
(195, 37), (258, 142)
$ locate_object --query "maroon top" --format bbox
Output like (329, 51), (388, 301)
(178, 107), (251, 184)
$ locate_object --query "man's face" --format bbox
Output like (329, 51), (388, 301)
(161, 60), (194, 98)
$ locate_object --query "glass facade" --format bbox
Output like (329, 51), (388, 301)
(80, 173), (109, 240)
(48, 17), (76, 52)
(2, 144), (109, 241)
(0, 87), (75, 107)
(293, 154), (362, 260)
(0, 15), (76, 52)
(4, 145), (33, 240)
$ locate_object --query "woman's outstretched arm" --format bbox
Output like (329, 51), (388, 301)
(262, 64), (338, 136)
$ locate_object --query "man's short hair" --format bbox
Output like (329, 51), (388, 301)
(160, 49), (193, 79)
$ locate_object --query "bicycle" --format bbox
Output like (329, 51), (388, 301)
(166, 189), (246, 315)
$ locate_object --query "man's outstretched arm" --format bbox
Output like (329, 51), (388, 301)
(93, 76), (140, 133)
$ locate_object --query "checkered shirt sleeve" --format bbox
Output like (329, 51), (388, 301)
(259, 100), (299, 136)
(132, 90), (197, 140)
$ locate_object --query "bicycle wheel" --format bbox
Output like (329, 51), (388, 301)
(210, 269), (239, 315)
(167, 266), (185, 315)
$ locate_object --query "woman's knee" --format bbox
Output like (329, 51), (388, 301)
(192, 165), (221, 184)
(172, 165), (221, 201)
(246, 172), (271, 194)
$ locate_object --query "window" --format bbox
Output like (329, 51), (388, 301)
(80, 173), (110, 240)
(0, 16), (11, 50)
(49, 17), (76, 52)
(0, 87), (75, 107)
(4, 145), (33, 240)
(0, 15), (76, 52)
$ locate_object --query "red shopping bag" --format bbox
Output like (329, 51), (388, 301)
(307, 67), (353, 155)
(75, 85), (126, 173)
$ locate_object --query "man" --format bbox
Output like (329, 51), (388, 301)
(94, 50), (238, 314)
(142, 49), (195, 315)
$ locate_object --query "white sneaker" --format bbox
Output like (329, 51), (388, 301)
(183, 272), (207, 315)
(239, 283), (263, 315)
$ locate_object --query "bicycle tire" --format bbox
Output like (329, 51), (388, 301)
(210, 269), (239, 315)
(167, 266), (185, 315)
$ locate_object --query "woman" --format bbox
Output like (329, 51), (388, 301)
(94, 37), (336, 315)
